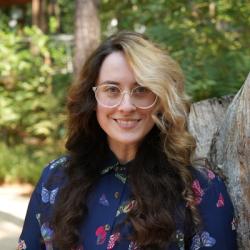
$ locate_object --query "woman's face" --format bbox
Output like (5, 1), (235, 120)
(95, 51), (155, 154)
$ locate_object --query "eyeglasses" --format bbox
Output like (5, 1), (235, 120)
(92, 84), (157, 109)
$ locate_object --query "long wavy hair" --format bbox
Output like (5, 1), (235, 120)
(51, 31), (200, 250)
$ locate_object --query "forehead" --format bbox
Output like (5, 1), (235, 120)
(97, 51), (136, 86)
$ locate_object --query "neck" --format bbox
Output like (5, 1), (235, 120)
(108, 141), (137, 164)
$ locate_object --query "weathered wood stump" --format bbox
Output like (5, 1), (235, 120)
(188, 95), (234, 158)
(188, 73), (250, 249)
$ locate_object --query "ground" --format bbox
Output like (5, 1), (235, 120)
(0, 184), (32, 250)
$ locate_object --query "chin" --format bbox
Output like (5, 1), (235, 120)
(111, 136), (143, 147)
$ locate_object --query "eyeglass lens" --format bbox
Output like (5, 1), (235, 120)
(95, 84), (157, 108)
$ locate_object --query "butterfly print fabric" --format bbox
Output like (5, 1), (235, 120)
(41, 186), (59, 204)
(18, 153), (237, 250)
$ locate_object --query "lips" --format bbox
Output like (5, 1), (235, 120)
(114, 119), (141, 129)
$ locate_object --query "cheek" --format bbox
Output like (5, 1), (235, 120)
(146, 112), (156, 131)
(143, 110), (155, 124)
(96, 105), (113, 127)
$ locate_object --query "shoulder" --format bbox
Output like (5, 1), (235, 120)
(190, 166), (225, 189)
(190, 166), (221, 187)
(189, 166), (234, 214)
(27, 155), (70, 211)
(44, 155), (70, 175)
(35, 155), (70, 192)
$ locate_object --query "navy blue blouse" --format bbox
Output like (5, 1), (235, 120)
(18, 154), (237, 250)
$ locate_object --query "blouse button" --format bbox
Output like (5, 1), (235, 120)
(114, 191), (120, 199)
(105, 224), (110, 231)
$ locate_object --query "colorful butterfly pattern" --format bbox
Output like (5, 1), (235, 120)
(115, 172), (127, 184)
(49, 156), (68, 169)
(18, 156), (237, 250)
(116, 200), (136, 217)
(128, 241), (140, 250)
(216, 192), (224, 207)
(36, 213), (41, 225)
(41, 186), (59, 204)
(107, 232), (121, 249)
(99, 193), (110, 206)
(191, 231), (216, 250)
(40, 223), (54, 250)
(192, 179), (204, 205)
(176, 230), (185, 250)
(96, 225), (108, 245)
(206, 169), (215, 180)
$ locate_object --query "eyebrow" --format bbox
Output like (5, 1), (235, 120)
(98, 80), (139, 86)
(99, 80), (120, 85)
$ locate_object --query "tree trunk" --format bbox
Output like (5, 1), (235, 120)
(32, 0), (40, 27)
(40, 0), (47, 32)
(74, 0), (100, 76)
(189, 73), (250, 249)
(32, 0), (47, 32)
(188, 95), (234, 159)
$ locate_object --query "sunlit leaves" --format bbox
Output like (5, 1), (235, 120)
(100, 0), (250, 101)
(0, 27), (69, 146)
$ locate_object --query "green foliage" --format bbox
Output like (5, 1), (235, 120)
(0, 27), (71, 142)
(0, 142), (61, 184)
(0, 0), (250, 183)
(0, 8), (13, 32)
(57, 0), (75, 34)
(0, 27), (71, 183)
(100, 0), (250, 101)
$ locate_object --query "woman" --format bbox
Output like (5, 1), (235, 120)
(18, 31), (237, 250)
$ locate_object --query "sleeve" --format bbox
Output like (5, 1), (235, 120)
(17, 167), (51, 250)
(190, 171), (238, 250)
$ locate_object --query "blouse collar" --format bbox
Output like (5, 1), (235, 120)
(101, 148), (132, 177)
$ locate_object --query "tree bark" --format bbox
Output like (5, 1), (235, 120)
(32, 0), (40, 27)
(32, 0), (47, 32)
(189, 73), (250, 249)
(188, 95), (234, 159)
(74, 0), (100, 76)
(209, 73), (250, 249)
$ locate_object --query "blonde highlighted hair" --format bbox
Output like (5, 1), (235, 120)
(111, 31), (196, 167)
(113, 31), (200, 232)
(53, 31), (200, 250)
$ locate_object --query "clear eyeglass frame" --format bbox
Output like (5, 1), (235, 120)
(92, 84), (158, 109)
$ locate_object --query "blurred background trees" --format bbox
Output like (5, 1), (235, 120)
(0, 0), (249, 183)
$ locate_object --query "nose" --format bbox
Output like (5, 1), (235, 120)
(117, 92), (136, 112)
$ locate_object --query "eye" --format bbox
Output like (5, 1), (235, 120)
(133, 86), (150, 95)
(103, 85), (120, 93)
(101, 85), (121, 98)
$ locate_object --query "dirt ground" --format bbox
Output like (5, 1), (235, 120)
(0, 184), (33, 250)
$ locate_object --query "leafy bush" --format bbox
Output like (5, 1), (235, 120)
(0, 142), (62, 184)
(1, 1), (250, 183)
(101, 0), (250, 101)
(0, 27), (72, 183)
(0, 27), (71, 143)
